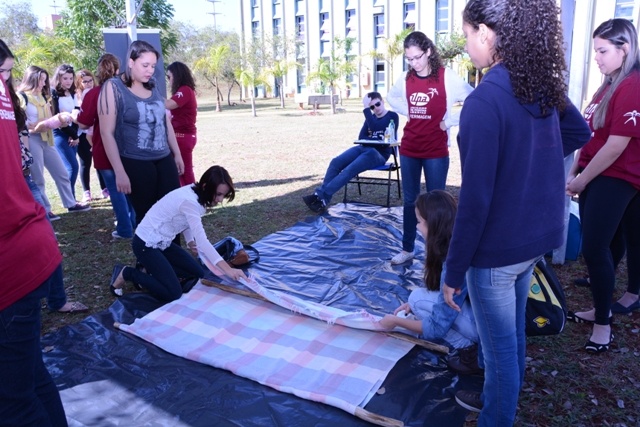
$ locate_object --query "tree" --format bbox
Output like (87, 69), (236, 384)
(194, 44), (230, 112)
(236, 40), (272, 117)
(262, 34), (300, 109)
(0, 1), (40, 49)
(13, 33), (80, 77)
(366, 28), (412, 84)
(436, 31), (466, 65)
(56, 0), (178, 70)
(306, 37), (357, 114)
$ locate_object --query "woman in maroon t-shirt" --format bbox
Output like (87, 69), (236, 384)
(165, 62), (198, 186)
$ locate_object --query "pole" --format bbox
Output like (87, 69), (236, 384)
(125, 0), (138, 43)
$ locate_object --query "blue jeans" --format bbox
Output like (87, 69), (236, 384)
(99, 169), (136, 238)
(53, 129), (79, 199)
(24, 176), (68, 312)
(0, 265), (68, 427)
(400, 155), (449, 252)
(466, 258), (537, 427)
(126, 235), (205, 302)
(316, 145), (388, 204)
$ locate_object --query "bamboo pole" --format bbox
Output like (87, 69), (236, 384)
(201, 279), (449, 355)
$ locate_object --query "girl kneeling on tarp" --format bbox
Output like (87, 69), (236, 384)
(379, 191), (478, 351)
(109, 165), (247, 301)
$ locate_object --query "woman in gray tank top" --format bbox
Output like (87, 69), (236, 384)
(99, 40), (184, 224)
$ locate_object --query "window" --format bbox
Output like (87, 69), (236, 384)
(614, 0), (635, 21)
(373, 13), (384, 48)
(273, 18), (281, 35)
(251, 0), (258, 7)
(320, 40), (331, 58)
(436, 0), (449, 34)
(345, 9), (356, 37)
(297, 59), (306, 92)
(320, 0), (330, 13)
(272, 1), (282, 18)
(404, 2), (416, 30)
(295, 0), (304, 16)
(320, 12), (331, 43)
(373, 0), (385, 7)
(374, 61), (385, 91)
(296, 15), (305, 40)
(251, 21), (260, 39)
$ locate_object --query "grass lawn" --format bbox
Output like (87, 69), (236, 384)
(41, 96), (639, 426)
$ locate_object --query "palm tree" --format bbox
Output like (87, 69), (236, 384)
(366, 28), (412, 84)
(306, 37), (356, 114)
(194, 44), (230, 112)
(265, 58), (299, 108)
(236, 65), (272, 117)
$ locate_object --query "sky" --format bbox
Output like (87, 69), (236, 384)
(26, 0), (240, 32)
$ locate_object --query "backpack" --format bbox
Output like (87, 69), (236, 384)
(525, 259), (567, 336)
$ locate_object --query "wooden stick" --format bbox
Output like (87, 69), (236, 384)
(201, 279), (449, 355)
(354, 407), (404, 427)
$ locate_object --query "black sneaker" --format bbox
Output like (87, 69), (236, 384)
(302, 194), (319, 209)
(47, 212), (61, 221)
(309, 199), (326, 213)
(455, 390), (483, 413)
(446, 344), (484, 376)
(68, 203), (91, 213)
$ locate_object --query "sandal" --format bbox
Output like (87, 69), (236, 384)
(584, 333), (614, 353)
(57, 301), (89, 313)
(566, 311), (594, 324)
(611, 300), (640, 314)
(110, 264), (125, 297)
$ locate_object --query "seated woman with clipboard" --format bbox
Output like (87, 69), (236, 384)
(302, 92), (399, 213)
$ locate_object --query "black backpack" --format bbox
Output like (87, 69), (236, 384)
(525, 259), (567, 336)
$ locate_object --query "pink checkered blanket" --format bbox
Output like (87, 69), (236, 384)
(119, 281), (414, 416)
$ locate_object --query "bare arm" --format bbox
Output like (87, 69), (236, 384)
(98, 81), (131, 193)
(165, 98), (179, 110)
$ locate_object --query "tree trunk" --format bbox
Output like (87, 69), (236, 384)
(214, 77), (222, 112)
(250, 85), (257, 117)
(330, 84), (336, 114)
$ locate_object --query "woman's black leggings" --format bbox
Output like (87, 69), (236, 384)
(77, 134), (106, 193)
(579, 175), (640, 325)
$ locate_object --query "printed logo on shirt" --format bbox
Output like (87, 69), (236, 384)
(409, 89), (439, 107)
(583, 102), (598, 122)
(0, 82), (5, 97)
(175, 91), (184, 98)
(623, 110), (640, 126)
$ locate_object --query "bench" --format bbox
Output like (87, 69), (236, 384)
(295, 94), (340, 110)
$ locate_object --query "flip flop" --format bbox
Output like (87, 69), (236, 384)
(611, 299), (640, 314)
(110, 264), (125, 297)
(57, 301), (89, 313)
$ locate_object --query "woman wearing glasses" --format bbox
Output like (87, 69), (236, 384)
(387, 31), (473, 265)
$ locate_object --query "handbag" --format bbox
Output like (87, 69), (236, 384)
(213, 236), (260, 268)
(525, 259), (567, 336)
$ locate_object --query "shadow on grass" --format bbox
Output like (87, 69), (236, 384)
(234, 175), (318, 188)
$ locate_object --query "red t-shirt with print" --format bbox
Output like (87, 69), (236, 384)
(400, 67), (448, 159)
(170, 86), (197, 134)
(579, 71), (640, 190)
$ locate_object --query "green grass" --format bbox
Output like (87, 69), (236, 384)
(41, 96), (640, 426)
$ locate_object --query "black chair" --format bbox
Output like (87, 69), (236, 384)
(342, 144), (401, 207)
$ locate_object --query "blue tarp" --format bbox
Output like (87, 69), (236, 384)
(43, 203), (480, 426)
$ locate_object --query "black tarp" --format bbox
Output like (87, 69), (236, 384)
(43, 204), (481, 426)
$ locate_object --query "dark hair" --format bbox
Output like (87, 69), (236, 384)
(193, 165), (235, 207)
(0, 39), (26, 132)
(415, 190), (457, 291)
(18, 65), (50, 100)
(404, 31), (443, 81)
(591, 19), (640, 129)
(96, 53), (120, 85)
(122, 40), (159, 90)
(463, 0), (567, 114)
(167, 61), (196, 95)
(51, 64), (76, 97)
(367, 91), (382, 101)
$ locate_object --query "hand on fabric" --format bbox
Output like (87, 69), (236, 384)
(443, 284), (461, 312)
(219, 261), (248, 282)
(393, 303), (411, 316)
(115, 171), (132, 194)
(378, 314), (399, 330)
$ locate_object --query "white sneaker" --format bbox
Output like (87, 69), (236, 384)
(391, 251), (414, 265)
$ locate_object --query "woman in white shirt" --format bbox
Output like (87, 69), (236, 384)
(109, 165), (247, 302)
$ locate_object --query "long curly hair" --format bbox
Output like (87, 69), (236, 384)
(404, 31), (443, 81)
(415, 190), (457, 291)
(167, 61), (196, 95)
(591, 19), (640, 130)
(463, 0), (567, 114)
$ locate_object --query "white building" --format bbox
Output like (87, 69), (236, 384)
(238, 0), (640, 106)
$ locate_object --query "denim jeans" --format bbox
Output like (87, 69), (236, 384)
(99, 169), (136, 238)
(0, 265), (68, 427)
(53, 129), (79, 199)
(408, 288), (477, 349)
(466, 257), (537, 427)
(400, 155), (449, 252)
(316, 145), (388, 204)
(126, 235), (204, 302)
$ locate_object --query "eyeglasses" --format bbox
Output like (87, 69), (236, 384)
(405, 52), (426, 63)
(82, 79), (94, 84)
(369, 101), (382, 110)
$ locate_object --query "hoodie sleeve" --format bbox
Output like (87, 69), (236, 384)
(442, 67), (474, 129)
(559, 98), (591, 157)
(387, 73), (408, 117)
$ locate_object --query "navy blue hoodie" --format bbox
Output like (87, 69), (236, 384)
(444, 64), (591, 288)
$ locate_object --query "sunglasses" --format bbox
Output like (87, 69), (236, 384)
(369, 101), (382, 110)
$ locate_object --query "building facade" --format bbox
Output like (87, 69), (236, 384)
(238, 0), (640, 104)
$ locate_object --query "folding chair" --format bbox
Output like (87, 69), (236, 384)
(342, 143), (402, 207)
